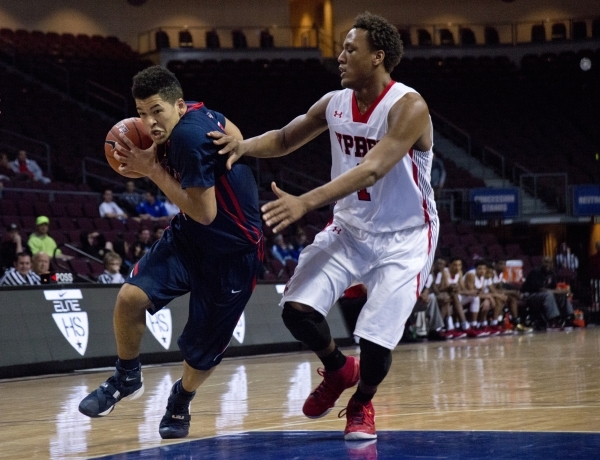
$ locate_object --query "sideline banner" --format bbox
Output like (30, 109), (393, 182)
(470, 188), (519, 219)
(0, 284), (350, 372)
(573, 185), (600, 216)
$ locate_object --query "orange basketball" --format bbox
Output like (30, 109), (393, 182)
(104, 117), (153, 178)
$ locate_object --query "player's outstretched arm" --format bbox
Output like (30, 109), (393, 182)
(208, 94), (332, 169)
(261, 93), (431, 233)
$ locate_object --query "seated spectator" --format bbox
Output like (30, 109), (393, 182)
(152, 225), (164, 244)
(99, 189), (128, 220)
(0, 152), (16, 181)
(0, 252), (40, 286)
(291, 228), (307, 261)
(10, 149), (51, 184)
(32, 251), (51, 277)
(112, 237), (133, 275)
(96, 252), (126, 284)
(521, 256), (574, 330)
(80, 231), (113, 260)
(0, 223), (24, 273)
(271, 234), (294, 264)
(164, 197), (180, 217)
(28, 216), (71, 260)
(131, 228), (152, 263)
(136, 190), (168, 220)
(119, 180), (143, 216)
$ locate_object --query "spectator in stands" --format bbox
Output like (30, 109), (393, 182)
(164, 197), (180, 216)
(0, 152), (16, 181)
(152, 225), (164, 244)
(28, 216), (71, 260)
(520, 255), (574, 330)
(31, 251), (51, 277)
(80, 231), (113, 260)
(291, 228), (307, 261)
(10, 149), (51, 184)
(590, 241), (600, 314)
(119, 180), (143, 216)
(0, 223), (24, 273)
(271, 233), (294, 264)
(430, 155), (446, 198)
(112, 237), (132, 275)
(97, 252), (126, 284)
(136, 190), (168, 220)
(131, 228), (152, 263)
(99, 189), (128, 220)
(0, 252), (40, 286)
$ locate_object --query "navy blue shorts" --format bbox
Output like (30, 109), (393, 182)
(126, 227), (260, 370)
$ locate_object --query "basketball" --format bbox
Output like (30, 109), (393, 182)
(104, 117), (153, 178)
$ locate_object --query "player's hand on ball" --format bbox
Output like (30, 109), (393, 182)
(261, 182), (308, 233)
(114, 134), (158, 178)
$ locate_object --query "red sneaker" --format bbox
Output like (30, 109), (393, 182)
(302, 355), (360, 418)
(340, 397), (377, 440)
(447, 329), (468, 339)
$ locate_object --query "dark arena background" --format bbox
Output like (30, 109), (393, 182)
(0, 1), (600, 459)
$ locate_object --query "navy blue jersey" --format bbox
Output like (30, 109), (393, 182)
(162, 102), (262, 254)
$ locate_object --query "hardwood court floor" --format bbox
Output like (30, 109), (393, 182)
(1, 327), (599, 459)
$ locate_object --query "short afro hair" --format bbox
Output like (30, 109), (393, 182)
(353, 12), (403, 73)
(132, 65), (183, 103)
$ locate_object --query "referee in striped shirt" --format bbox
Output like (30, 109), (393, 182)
(0, 252), (41, 286)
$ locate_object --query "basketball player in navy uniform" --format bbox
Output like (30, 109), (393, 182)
(79, 66), (263, 440)
(211, 13), (438, 440)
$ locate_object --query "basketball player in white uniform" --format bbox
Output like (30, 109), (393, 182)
(210, 13), (438, 441)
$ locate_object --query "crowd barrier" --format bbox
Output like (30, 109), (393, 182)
(0, 283), (351, 379)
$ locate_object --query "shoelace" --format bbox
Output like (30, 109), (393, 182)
(311, 368), (333, 400)
(337, 406), (365, 426)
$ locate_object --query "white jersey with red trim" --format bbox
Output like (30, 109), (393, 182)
(325, 81), (437, 233)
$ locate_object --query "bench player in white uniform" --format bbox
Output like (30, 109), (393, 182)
(463, 260), (495, 334)
(210, 13), (438, 440)
(443, 257), (482, 336)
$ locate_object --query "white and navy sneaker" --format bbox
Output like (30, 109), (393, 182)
(78, 366), (144, 418)
(159, 379), (196, 439)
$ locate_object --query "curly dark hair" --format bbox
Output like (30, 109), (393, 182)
(131, 65), (183, 103)
(353, 12), (403, 73)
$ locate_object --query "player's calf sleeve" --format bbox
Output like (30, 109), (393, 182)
(358, 338), (392, 386)
(282, 303), (332, 352)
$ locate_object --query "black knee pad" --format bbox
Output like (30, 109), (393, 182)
(359, 338), (392, 386)
(282, 303), (332, 352)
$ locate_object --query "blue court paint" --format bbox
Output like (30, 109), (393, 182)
(100, 430), (600, 459)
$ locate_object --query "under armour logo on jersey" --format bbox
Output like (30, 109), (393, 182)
(333, 111), (343, 118)
(330, 226), (342, 234)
